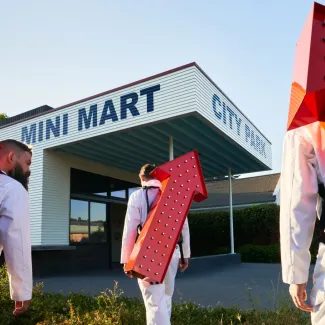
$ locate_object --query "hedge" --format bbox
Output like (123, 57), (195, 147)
(0, 266), (312, 325)
(187, 204), (320, 261)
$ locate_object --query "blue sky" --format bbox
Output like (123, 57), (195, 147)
(0, 0), (318, 176)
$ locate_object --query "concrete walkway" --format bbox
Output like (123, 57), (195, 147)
(34, 263), (315, 310)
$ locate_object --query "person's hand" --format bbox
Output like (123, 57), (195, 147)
(289, 283), (314, 312)
(13, 300), (31, 316)
(179, 258), (189, 272)
(123, 264), (133, 278)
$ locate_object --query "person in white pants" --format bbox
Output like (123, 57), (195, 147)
(279, 122), (325, 324)
(121, 163), (191, 325)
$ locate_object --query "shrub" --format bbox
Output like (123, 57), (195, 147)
(188, 204), (321, 261)
(188, 204), (280, 257)
(237, 244), (281, 263)
(0, 265), (313, 325)
(215, 244), (281, 263)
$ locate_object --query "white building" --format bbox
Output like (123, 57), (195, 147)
(0, 62), (272, 275)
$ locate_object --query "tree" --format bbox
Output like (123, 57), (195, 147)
(0, 113), (8, 120)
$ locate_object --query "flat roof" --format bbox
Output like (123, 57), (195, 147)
(191, 173), (280, 209)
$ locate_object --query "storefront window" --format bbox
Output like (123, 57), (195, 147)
(110, 190), (126, 199)
(70, 200), (89, 243)
(90, 202), (107, 243)
(70, 168), (139, 199)
(70, 168), (140, 245)
(70, 200), (107, 244)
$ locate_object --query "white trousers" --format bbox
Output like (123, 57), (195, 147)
(137, 247), (180, 325)
(310, 243), (325, 324)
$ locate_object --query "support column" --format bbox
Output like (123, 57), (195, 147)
(169, 136), (174, 161)
(229, 168), (235, 254)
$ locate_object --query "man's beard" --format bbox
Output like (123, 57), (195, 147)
(8, 164), (30, 191)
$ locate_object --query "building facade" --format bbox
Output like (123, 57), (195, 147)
(0, 62), (272, 275)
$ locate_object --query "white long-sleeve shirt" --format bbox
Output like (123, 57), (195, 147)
(0, 172), (32, 301)
(121, 179), (191, 264)
(280, 121), (325, 285)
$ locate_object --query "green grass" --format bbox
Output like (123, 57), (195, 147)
(0, 266), (312, 325)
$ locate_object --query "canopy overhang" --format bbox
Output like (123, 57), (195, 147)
(53, 112), (270, 179)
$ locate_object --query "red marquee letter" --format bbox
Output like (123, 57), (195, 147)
(125, 150), (208, 283)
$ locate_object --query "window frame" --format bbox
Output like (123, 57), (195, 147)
(69, 194), (128, 246)
(69, 168), (138, 246)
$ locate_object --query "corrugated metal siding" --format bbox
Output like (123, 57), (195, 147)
(28, 156), (43, 246)
(0, 66), (197, 246)
(42, 150), (70, 245)
(19, 67), (197, 150)
(194, 68), (272, 169)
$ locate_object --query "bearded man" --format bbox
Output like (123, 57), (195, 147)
(0, 139), (33, 316)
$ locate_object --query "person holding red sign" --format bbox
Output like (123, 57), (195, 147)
(279, 3), (325, 324)
(121, 163), (191, 325)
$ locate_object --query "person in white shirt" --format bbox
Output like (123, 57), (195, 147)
(0, 139), (33, 316)
(279, 123), (325, 324)
(121, 163), (191, 325)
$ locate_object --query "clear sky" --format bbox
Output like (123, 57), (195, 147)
(0, 0), (319, 177)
